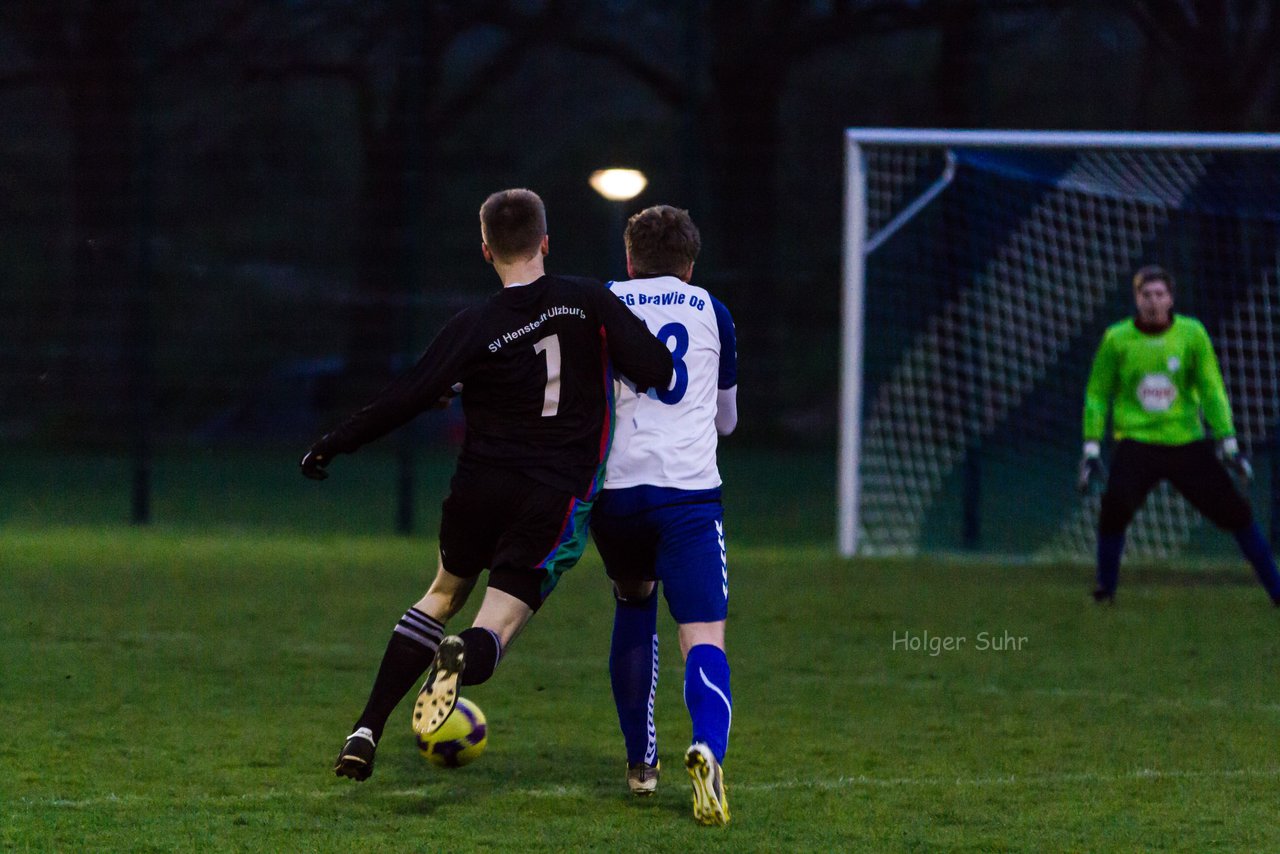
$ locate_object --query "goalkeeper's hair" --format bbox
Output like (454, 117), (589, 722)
(625, 205), (701, 276)
(480, 188), (547, 263)
(1133, 264), (1175, 295)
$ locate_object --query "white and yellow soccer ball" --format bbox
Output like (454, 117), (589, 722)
(415, 697), (488, 768)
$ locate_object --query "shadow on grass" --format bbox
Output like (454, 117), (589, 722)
(348, 740), (697, 820)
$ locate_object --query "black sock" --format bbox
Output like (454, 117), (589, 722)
(354, 607), (444, 741)
(459, 626), (503, 686)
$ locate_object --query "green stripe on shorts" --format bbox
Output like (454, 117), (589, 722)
(540, 497), (595, 599)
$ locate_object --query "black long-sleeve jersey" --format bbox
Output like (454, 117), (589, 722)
(313, 274), (674, 497)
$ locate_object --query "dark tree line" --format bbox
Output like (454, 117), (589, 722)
(2, 0), (1279, 441)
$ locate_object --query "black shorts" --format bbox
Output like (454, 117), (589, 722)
(1099, 439), (1252, 535)
(438, 463), (593, 611)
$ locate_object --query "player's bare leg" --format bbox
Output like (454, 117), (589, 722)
(470, 587), (534, 651)
(413, 555), (479, 624)
(677, 620), (725, 659)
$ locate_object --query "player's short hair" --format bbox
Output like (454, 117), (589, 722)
(480, 189), (547, 263)
(625, 205), (701, 277)
(1133, 264), (1174, 295)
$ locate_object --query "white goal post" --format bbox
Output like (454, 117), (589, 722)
(840, 129), (1280, 558)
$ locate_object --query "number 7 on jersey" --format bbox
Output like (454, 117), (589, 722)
(534, 334), (561, 417)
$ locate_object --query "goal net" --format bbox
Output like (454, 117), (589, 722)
(839, 130), (1280, 559)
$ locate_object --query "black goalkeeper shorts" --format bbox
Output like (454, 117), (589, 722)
(1098, 439), (1252, 535)
(438, 463), (593, 611)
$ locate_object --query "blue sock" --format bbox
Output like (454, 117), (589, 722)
(1096, 532), (1125, 596)
(684, 644), (732, 764)
(1233, 522), (1280, 603)
(610, 591), (659, 766)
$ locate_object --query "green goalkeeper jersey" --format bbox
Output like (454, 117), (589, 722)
(1082, 314), (1235, 445)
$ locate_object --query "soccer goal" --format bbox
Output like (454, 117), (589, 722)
(840, 129), (1280, 559)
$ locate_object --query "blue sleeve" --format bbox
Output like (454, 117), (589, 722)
(711, 296), (737, 389)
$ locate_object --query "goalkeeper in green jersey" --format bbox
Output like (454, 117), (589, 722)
(1079, 264), (1280, 605)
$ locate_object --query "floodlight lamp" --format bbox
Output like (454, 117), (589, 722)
(589, 168), (647, 202)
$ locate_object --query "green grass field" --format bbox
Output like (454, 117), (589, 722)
(3, 448), (1279, 851)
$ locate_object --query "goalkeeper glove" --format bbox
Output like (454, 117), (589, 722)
(1076, 441), (1105, 495)
(300, 448), (331, 481)
(1217, 437), (1253, 484)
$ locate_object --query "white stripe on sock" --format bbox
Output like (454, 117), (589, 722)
(401, 609), (445, 636)
(645, 632), (659, 765)
(698, 666), (733, 736)
(392, 624), (441, 648)
(483, 627), (505, 664)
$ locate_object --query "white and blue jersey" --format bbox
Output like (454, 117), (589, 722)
(603, 276), (736, 489)
(592, 275), (737, 623)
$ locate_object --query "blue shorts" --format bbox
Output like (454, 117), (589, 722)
(589, 486), (727, 624)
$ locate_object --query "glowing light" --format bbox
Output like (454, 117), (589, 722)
(589, 168), (648, 202)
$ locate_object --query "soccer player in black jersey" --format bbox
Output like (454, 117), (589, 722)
(302, 189), (673, 781)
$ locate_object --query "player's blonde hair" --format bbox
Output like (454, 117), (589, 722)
(480, 189), (547, 263)
(625, 205), (701, 277)
(1133, 264), (1175, 295)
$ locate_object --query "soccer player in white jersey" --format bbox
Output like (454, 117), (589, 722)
(589, 205), (738, 826)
